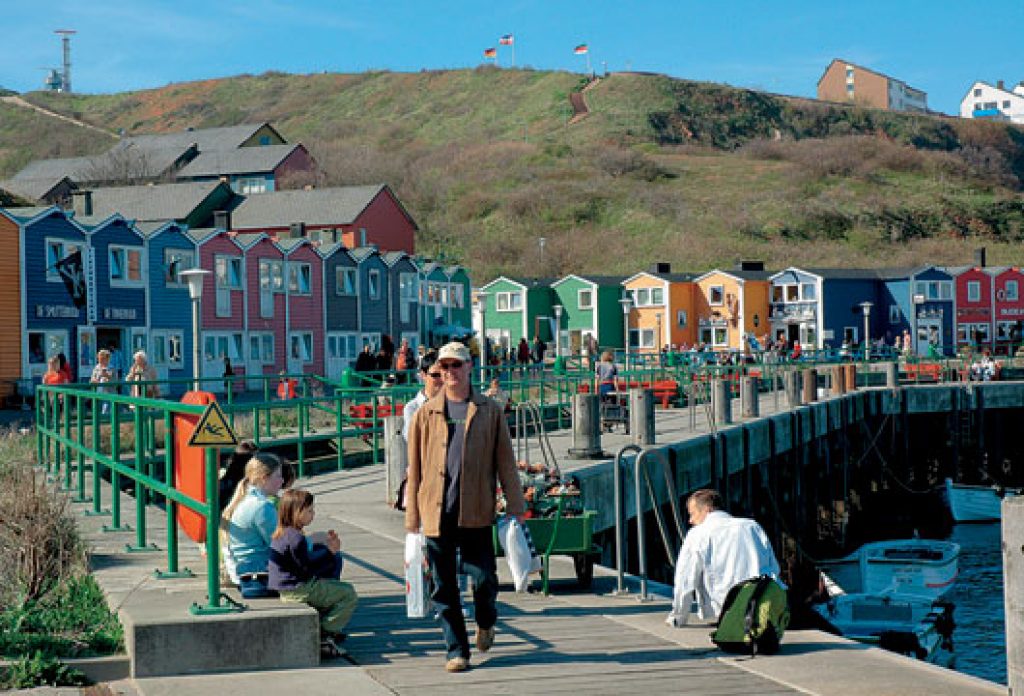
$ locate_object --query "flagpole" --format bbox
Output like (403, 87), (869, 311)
(586, 52), (591, 77)
(512, 41), (515, 67)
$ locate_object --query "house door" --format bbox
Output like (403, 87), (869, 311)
(326, 332), (357, 380)
(77, 326), (97, 382)
(917, 315), (943, 356)
(202, 333), (241, 393)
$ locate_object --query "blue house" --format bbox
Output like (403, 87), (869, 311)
(139, 220), (196, 392)
(77, 213), (149, 377)
(320, 242), (360, 380)
(885, 266), (955, 355)
(17, 206), (90, 382)
(350, 246), (390, 352)
(382, 251), (421, 352)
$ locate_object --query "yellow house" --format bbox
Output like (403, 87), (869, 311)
(694, 268), (771, 350)
(621, 268), (697, 353)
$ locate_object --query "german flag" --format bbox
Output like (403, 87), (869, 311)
(483, 47), (497, 58)
(573, 44), (588, 55)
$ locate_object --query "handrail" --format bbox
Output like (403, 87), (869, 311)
(633, 448), (680, 600)
(612, 443), (642, 595)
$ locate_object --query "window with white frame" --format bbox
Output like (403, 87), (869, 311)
(578, 289), (594, 309)
(288, 262), (311, 294)
(785, 285), (799, 302)
(235, 177), (267, 195)
(629, 328), (656, 349)
(633, 288), (649, 306)
(801, 283), (816, 300)
(368, 269), (381, 300)
(916, 280), (953, 301)
(452, 284), (464, 309)
(1006, 280), (1019, 301)
(215, 255), (243, 289)
(109, 245), (144, 286)
(151, 330), (184, 369)
(259, 259), (283, 290)
(45, 238), (84, 282)
(290, 332), (314, 362)
(708, 285), (725, 305)
(249, 333), (275, 364)
(650, 287), (664, 305)
(496, 291), (522, 311)
(399, 273), (417, 300)
(677, 310), (687, 327)
(164, 249), (194, 286)
(204, 333), (244, 362)
(967, 280), (981, 302)
(336, 267), (357, 296)
(771, 285), (783, 302)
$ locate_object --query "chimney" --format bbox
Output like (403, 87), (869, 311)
(998, 80), (1005, 90)
(71, 190), (93, 217)
(213, 210), (231, 231)
(738, 260), (765, 271)
(289, 222), (306, 238)
(975, 247), (987, 268)
(650, 262), (672, 274)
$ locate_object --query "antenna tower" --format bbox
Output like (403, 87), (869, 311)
(54, 29), (76, 93)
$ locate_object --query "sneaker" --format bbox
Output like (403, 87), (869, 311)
(320, 637), (347, 659)
(475, 626), (495, 653)
(445, 656), (469, 673)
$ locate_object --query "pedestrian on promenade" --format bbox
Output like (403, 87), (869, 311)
(516, 338), (530, 372)
(126, 350), (160, 398)
(666, 489), (782, 627)
(90, 349), (114, 414)
(222, 452), (285, 597)
(404, 341), (526, 673)
(269, 489), (358, 659)
(43, 355), (69, 386)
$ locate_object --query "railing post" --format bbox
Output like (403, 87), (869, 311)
(336, 393), (345, 471)
(103, 404), (130, 532)
(612, 444), (642, 596)
(62, 393), (73, 489)
(189, 448), (242, 615)
(298, 400), (307, 478)
(127, 404), (155, 553)
(154, 409), (192, 579)
(85, 397), (108, 517)
(35, 387), (44, 467)
(73, 393), (88, 502)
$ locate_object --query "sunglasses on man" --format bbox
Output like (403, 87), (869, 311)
(439, 360), (464, 371)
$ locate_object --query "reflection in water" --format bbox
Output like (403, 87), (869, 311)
(946, 523), (1005, 685)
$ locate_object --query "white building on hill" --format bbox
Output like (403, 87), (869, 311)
(960, 80), (1024, 123)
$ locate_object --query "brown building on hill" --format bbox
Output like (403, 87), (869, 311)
(817, 59), (928, 113)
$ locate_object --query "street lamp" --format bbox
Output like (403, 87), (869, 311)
(180, 269), (211, 389)
(619, 295), (632, 370)
(859, 302), (873, 360)
(476, 290), (490, 383)
(538, 237), (546, 268)
(655, 312), (663, 360)
(552, 304), (563, 359)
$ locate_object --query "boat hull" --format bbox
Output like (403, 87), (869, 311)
(818, 540), (959, 600)
(943, 478), (1018, 523)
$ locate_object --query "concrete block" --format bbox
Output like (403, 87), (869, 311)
(121, 588), (320, 678)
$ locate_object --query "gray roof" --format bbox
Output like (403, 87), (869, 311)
(230, 185), (389, 229)
(348, 246), (381, 262)
(13, 146), (190, 184)
(118, 123), (278, 154)
(276, 237), (308, 252)
(575, 274), (628, 286)
(176, 144), (301, 178)
(0, 176), (71, 201)
(88, 181), (226, 222)
(724, 269), (772, 281)
(381, 251), (408, 266)
(187, 227), (222, 243)
(233, 233), (266, 249)
(12, 155), (98, 182)
(135, 220), (184, 238)
(1, 206), (55, 221)
(317, 242), (353, 261)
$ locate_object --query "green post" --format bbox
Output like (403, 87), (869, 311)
(85, 397), (108, 517)
(35, 388), (43, 468)
(127, 405), (155, 553)
(74, 393), (88, 502)
(50, 391), (59, 475)
(62, 394), (73, 490)
(103, 405), (130, 532)
(297, 400), (306, 479)
(155, 410), (191, 579)
(335, 393), (344, 471)
(190, 448), (243, 615)
(253, 407), (261, 448)
(372, 400), (380, 466)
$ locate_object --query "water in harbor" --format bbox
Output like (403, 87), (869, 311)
(946, 523), (1006, 685)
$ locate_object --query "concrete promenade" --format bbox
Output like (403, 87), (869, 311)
(61, 382), (1010, 695)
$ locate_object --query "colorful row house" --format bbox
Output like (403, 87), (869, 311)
(421, 263), (472, 347)
(478, 276), (556, 354)
(621, 268), (697, 353)
(693, 267), (770, 351)
(950, 264), (1024, 352)
(549, 275), (627, 356)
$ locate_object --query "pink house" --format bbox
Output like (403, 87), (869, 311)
(238, 233), (287, 384)
(952, 266), (994, 349)
(993, 267), (1024, 352)
(278, 238), (324, 376)
(192, 229), (247, 392)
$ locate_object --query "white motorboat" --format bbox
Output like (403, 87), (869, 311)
(817, 539), (960, 600)
(813, 591), (955, 665)
(943, 478), (1019, 523)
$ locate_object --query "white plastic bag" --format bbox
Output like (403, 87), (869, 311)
(404, 532), (431, 618)
(497, 516), (539, 593)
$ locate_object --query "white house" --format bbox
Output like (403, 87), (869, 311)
(960, 80), (1024, 123)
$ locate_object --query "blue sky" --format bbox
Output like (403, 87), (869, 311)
(2, 1), (1022, 114)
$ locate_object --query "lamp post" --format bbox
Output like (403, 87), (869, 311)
(859, 301), (873, 361)
(538, 237), (546, 269)
(476, 291), (490, 383)
(655, 312), (663, 362)
(619, 295), (632, 370)
(552, 304), (563, 359)
(180, 269), (211, 390)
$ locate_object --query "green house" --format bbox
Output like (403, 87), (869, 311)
(479, 276), (556, 355)
(416, 260), (474, 347)
(444, 265), (473, 335)
(550, 274), (628, 355)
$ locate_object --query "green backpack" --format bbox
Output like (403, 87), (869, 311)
(711, 575), (790, 656)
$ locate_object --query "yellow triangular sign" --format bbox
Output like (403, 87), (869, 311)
(188, 401), (238, 448)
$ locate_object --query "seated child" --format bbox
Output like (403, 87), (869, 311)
(269, 489), (358, 658)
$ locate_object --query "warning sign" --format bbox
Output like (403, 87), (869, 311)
(187, 401), (238, 448)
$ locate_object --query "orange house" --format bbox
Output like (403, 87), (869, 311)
(621, 269), (697, 353)
(694, 268), (771, 350)
(0, 208), (23, 402)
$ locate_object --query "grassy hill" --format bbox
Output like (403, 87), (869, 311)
(7, 68), (1024, 280)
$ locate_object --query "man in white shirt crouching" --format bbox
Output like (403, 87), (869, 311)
(666, 489), (783, 627)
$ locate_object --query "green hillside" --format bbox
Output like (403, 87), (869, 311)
(8, 68), (1024, 279)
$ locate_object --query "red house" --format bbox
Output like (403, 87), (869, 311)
(238, 233), (286, 383)
(192, 229), (247, 392)
(953, 266), (994, 349)
(278, 238), (325, 376)
(993, 267), (1024, 352)
(228, 184), (418, 254)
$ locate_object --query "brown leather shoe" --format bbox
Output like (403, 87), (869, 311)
(475, 626), (495, 653)
(445, 656), (469, 672)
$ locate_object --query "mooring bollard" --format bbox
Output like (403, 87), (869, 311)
(784, 370), (801, 408)
(1003, 496), (1024, 694)
(741, 376), (759, 418)
(568, 393), (603, 458)
(844, 363), (857, 392)
(711, 378), (732, 425)
(831, 365), (846, 396)
(884, 361), (898, 388)
(629, 388), (655, 445)
(802, 368), (818, 403)
(384, 416), (406, 506)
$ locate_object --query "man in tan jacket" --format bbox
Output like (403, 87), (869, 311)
(405, 341), (525, 673)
